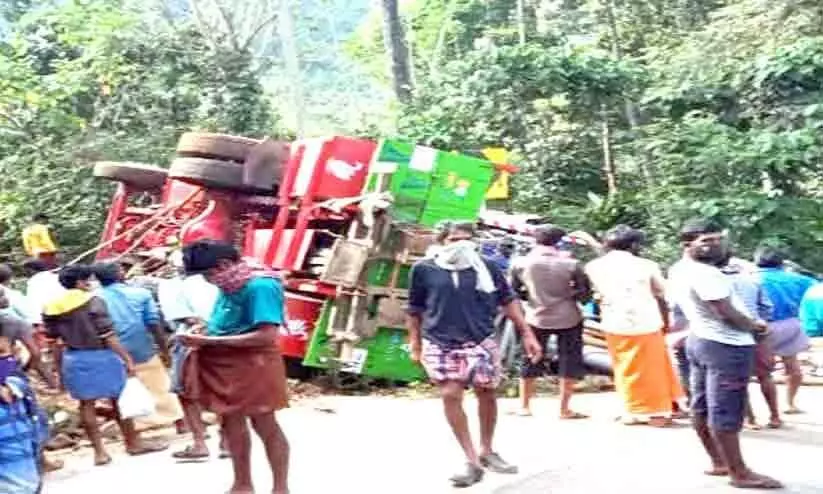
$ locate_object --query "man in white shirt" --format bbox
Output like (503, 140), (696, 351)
(0, 264), (42, 328)
(585, 225), (682, 426)
(23, 258), (66, 317)
(157, 252), (220, 461)
(669, 219), (781, 490)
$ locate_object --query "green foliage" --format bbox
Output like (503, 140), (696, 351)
(0, 0), (276, 261)
(386, 0), (823, 269)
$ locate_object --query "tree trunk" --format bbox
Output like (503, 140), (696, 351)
(379, 0), (413, 103)
(428, 0), (459, 75)
(516, 0), (526, 45)
(279, 0), (306, 137)
(600, 105), (618, 196)
(602, 0), (653, 184)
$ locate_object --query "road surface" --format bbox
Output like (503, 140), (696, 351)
(45, 387), (823, 493)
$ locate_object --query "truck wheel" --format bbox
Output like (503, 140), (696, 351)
(93, 162), (168, 190)
(168, 157), (275, 195)
(176, 132), (260, 163)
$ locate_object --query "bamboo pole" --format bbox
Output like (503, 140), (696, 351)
(66, 188), (200, 265)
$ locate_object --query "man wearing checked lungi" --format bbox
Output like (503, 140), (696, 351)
(407, 221), (542, 488)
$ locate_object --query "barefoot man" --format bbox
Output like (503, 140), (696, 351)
(510, 224), (591, 419)
(42, 265), (167, 466)
(179, 240), (290, 494)
(407, 221), (542, 488)
(669, 219), (782, 489)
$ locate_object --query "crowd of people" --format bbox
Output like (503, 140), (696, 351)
(409, 218), (821, 489)
(2, 213), (822, 492)
(1, 215), (291, 494)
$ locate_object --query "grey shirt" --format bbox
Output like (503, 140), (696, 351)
(511, 250), (590, 330)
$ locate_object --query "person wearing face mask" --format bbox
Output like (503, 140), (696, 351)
(668, 219), (781, 490)
(407, 221), (542, 488)
(177, 240), (290, 494)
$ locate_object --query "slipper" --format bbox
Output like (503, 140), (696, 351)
(127, 442), (169, 457)
(648, 417), (674, 428)
(509, 409), (533, 417)
(94, 455), (113, 467)
(745, 422), (763, 431)
(767, 419), (783, 429)
(620, 417), (646, 426)
(784, 408), (804, 415)
(704, 467), (730, 477)
(729, 473), (783, 489)
(560, 411), (589, 420)
(172, 446), (210, 462)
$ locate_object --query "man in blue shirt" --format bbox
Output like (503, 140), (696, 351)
(799, 283), (823, 378)
(486, 236), (516, 273)
(755, 246), (814, 414)
(94, 263), (182, 431)
(717, 254), (781, 430)
(407, 222), (541, 488)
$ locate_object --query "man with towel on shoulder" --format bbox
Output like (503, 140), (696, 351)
(407, 221), (542, 488)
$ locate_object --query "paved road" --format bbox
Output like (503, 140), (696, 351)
(46, 387), (823, 493)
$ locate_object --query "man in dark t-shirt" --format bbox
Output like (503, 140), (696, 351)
(407, 222), (541, 488)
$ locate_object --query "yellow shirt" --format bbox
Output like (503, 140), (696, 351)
(22, 223), (57, 256)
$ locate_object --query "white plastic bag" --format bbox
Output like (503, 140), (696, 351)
(117, 377), (156, 419)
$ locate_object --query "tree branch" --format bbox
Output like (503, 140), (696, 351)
(208, 0), (241, 51)
(188, 0), (222, 48)
(240, 10), (280, 52)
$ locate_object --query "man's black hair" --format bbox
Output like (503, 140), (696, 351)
(604, 224), (642, 251)
(434, 220), (454, 244)
(754, 245), (785, 268)
(533, 224), (567, 247)
(0, 264), (13, 285)
(679, 218), (723, 243)
(182, 240), (240, 274)
(58, 265), (94, 289)
(23, 258), (50, 274)
(447, 221), (476, 238)
(93, 262), (123, 286)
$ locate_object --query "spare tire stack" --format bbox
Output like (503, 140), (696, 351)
(168, 132), (287, 196)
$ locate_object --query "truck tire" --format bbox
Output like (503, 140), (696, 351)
(93, 162), (168, 190)
(176, 132), (260, 163)
(168, 157), (275, 195)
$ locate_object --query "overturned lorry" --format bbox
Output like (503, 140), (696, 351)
(92, 134), (512, 382)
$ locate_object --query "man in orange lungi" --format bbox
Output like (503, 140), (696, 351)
(585, 225), (683, 426)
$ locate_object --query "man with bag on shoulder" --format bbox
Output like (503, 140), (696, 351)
(42, 265), (167, 467)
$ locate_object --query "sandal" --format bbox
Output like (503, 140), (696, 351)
(172, 445), (210, 462)
(127, 441), (169, 457)
(560, 411), (589, 420)
(704, 467), (730, 477)
(729, 472), (783, 489)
